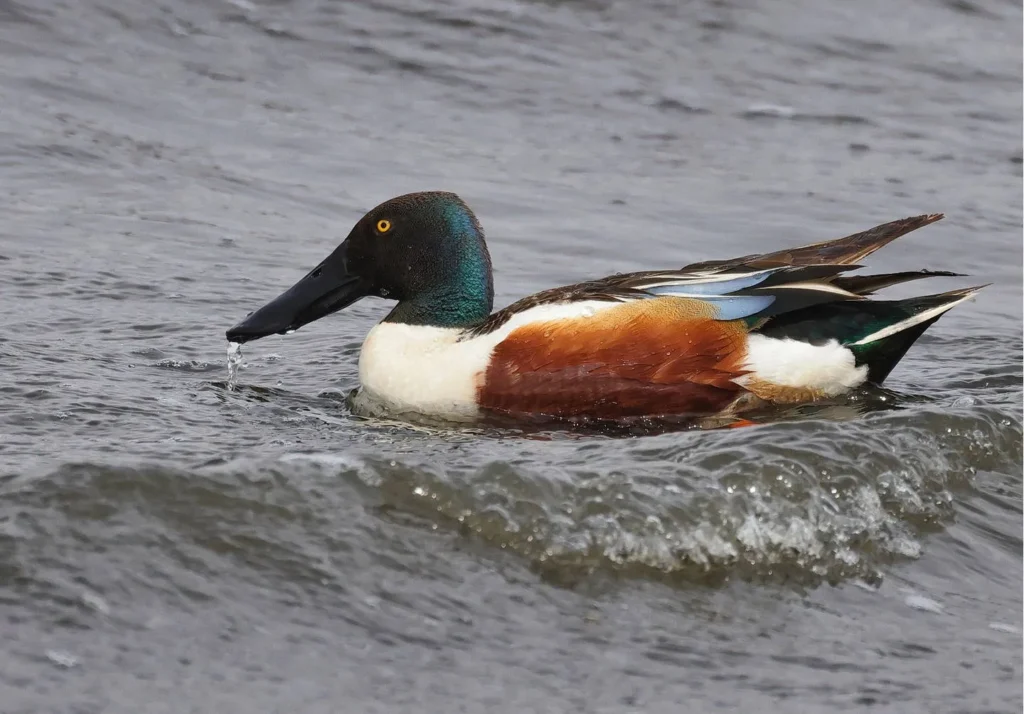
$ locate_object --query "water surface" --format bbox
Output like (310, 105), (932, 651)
(1, 0), (1021, 711)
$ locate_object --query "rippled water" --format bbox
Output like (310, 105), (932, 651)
(1, 0), (1021, 711)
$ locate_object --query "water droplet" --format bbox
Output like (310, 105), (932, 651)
(226, 341), (243, 390)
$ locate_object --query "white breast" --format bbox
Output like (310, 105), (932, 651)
(355, 300), (618, 420)
(356, 322), (488, 421)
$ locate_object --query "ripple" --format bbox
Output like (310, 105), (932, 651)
(154, 359), (221, 373)
(6, 397), (1016, 600)
(271, 402), (1021, 588)
(739, 105), (874, 125)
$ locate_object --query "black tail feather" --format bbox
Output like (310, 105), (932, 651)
(833, 270), (963, 296)
(849, 315), (942, 383)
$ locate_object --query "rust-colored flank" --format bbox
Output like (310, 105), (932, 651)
(478, 297), (750, 420)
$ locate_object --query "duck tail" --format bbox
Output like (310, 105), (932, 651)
(846, 286), (985, 383)
(753, 213), (945, 267)
(755, 285), (985, 385)
(832, 269), (962, 296)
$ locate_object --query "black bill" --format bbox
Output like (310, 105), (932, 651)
(225, 243), (369, 344)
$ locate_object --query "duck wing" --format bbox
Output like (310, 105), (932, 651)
(471, 214), (952, 337)
(679, 213), (944, 271)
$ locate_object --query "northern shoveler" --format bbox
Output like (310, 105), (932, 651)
(226, 191), (982, 425)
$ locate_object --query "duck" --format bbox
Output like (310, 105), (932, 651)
(226, 191), (982, 426)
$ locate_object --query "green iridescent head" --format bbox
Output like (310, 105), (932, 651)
(226, 192), (495, 343)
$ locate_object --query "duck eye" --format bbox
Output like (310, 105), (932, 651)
(375, 219), (392, 234)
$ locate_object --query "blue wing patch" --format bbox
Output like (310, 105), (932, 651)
(641, 270), (777, 296)
(696, 294), (776, 321)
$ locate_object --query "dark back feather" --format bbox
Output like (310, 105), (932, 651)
(467, 214), (949, 337)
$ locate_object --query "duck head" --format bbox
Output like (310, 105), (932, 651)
(226, 191), (495, 343)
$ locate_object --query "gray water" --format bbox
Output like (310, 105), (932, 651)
(1, 1), (1022, 712)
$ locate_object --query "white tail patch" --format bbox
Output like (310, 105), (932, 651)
(740, 334), (867, 397)
(851, 290), (979, 346)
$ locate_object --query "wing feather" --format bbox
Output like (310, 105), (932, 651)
(469, 214), (950, 337)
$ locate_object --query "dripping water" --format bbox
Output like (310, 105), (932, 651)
(227, 341), (242, 390)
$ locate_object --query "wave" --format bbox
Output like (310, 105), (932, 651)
(4, 398), (1019, 595)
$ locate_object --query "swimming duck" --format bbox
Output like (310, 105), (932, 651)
(226, 191), (981, 424)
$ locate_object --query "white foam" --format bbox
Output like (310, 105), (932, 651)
(904, 593), (944, 614)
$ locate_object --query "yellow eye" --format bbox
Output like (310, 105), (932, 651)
(376, 219), (392, 234)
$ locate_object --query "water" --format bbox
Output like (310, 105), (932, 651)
(226, 341), (243, 390)
(1, 0), (1021, 711)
